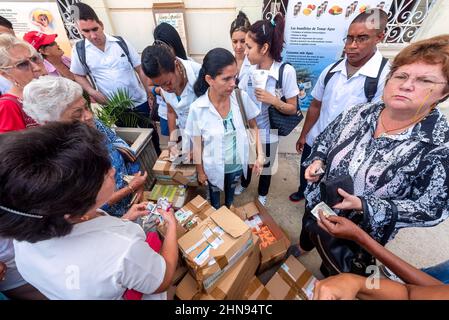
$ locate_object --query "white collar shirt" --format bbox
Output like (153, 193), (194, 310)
(13, 214), (166, 300)
(239, 61), (299, 144)
(70, 34), (147, 106)
(161, 58), (201, 130)
(184, 89), (260, 190)
(306, 50), (390, 146)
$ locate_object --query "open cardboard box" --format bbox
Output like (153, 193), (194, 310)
(153, 150), (198, 186)
(243, 276), (273, 300)
(265, 256), (318, 300)
(234, 200), (291, 272)
(176, 237), (260, 300)
(178, 206), (254, 293)
(158, 195), (216, 239)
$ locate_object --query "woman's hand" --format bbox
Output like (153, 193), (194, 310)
(123, 202), (150, 221)
(255, 88), (276, 105)
(305, 160), (324, 183)
(129, 171), (148, 191)
(157, 208), (177, 229)
(332, 188), (362, 211)
(317, 211), (364, 243)
(313, 273), (364, 300)
(198, 172), (208, 186)
(252, 156), (264, 176)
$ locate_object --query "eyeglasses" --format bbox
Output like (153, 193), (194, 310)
(343, 35), (371, 44)
(389, 72), (448, 89)
(0, 53), (43, 71)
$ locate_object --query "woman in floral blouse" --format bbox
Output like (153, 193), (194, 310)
(295, 35), (449, 265)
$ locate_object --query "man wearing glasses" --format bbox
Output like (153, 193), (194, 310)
(288, 9), (391, 206)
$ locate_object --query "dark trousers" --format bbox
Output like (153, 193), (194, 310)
(116, 101), (161, 155)
(208, 170), (243, 209)
(241, 142), (278, 197)
(296, 143), (312, 196)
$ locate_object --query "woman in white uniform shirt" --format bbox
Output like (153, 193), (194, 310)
(0, 122), (178, 300)
(229, 11), (252, 85)
(185, 48), (264, 209)
(236, 14), (300, 205)
(142, 44), (201, 155)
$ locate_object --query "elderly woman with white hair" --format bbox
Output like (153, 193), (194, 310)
(0, 33), (47, 133)
(23, 75), (148, 217)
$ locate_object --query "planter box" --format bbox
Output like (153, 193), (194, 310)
(115, 127), (157, 189)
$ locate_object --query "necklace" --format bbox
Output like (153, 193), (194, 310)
(378, 107), (432, 138)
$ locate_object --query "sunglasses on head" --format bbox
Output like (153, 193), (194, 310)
(0, 53), (43, 71)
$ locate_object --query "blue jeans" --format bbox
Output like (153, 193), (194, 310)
(422, 260), (449, 284)
(159, 117), (169, 136)
(208, 170), (243, 209)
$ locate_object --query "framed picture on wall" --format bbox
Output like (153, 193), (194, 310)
(152, 2), (189, 53)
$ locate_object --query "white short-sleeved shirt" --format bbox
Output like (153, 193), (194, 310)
(0, 76), (12, 94)
(70, 34), (147, 106)
(13, 214), (166, 300)
(238, 56), (252, 84)
(161, 58), (201, 130)
(306, 50), (390, 146)
(239, 61), (300, 144)
(184, 89), (260, 190)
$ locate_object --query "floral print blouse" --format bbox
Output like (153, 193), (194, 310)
(304, 101), (449, 243)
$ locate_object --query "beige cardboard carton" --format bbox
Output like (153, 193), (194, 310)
(265, 256), (318, 300)
(178, 206), (254, 293)
(153, 150), (198, 186)
(234, 200), (291, 272)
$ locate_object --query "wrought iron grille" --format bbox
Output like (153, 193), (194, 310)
(56, 0), (82, 41)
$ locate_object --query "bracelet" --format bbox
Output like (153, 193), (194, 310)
(151, 86), (158, 96)
(127, 185), (135, 193)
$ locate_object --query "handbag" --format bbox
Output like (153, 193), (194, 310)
(268, 63), (304, 136)
(304, 199), (398, 277)
(235, 88), (258, 165)
(320, 175), (354, 207)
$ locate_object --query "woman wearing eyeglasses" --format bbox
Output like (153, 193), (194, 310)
(0, 34), (46, 133)
(23, 31), (74, 80)
(298, 35), (449, 277)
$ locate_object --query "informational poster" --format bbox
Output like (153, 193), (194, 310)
(153, 2), (188, 53)
(284, 1), (393, 109)
(0, 2), (72, 57)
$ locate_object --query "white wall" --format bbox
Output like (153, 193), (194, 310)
(82, 0), (264, 61)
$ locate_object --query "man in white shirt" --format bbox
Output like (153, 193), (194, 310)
(70, 3), (160, 153)
(288, 9), (391, 206)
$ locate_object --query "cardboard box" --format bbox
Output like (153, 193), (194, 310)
(153, 150), (198, 186)
(243, 276), (273, 300)
(145, 184), (190, 210)
(234, 200), (291, 272)
(157, 195), (216, 239)
(265, 256), (318, 300)
(176, 239), (260, 300)
(178, 206), (254, 293)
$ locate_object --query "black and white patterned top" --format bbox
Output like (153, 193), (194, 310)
(304, 101), (449, 243)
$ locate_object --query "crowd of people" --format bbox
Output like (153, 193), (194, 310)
(0, 3), (449, 300)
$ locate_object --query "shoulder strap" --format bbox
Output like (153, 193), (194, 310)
(113, 36), (133, 68)
(364, 57), (389, 103)
(324, 58), (344, 88)
(276, 62), (291, 89)
(234, 88), (249, 129)
(75, 39), (97, 90)
(75, 39), (89, 75)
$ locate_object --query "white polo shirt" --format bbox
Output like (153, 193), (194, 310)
(239, 61), (299, 144)
(161, 58), (201, 130)
(13, 214), (166, 300)
(306, 50), (390, 146)
(184, 89), (260, 190)
(70, 34), (147, 107)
